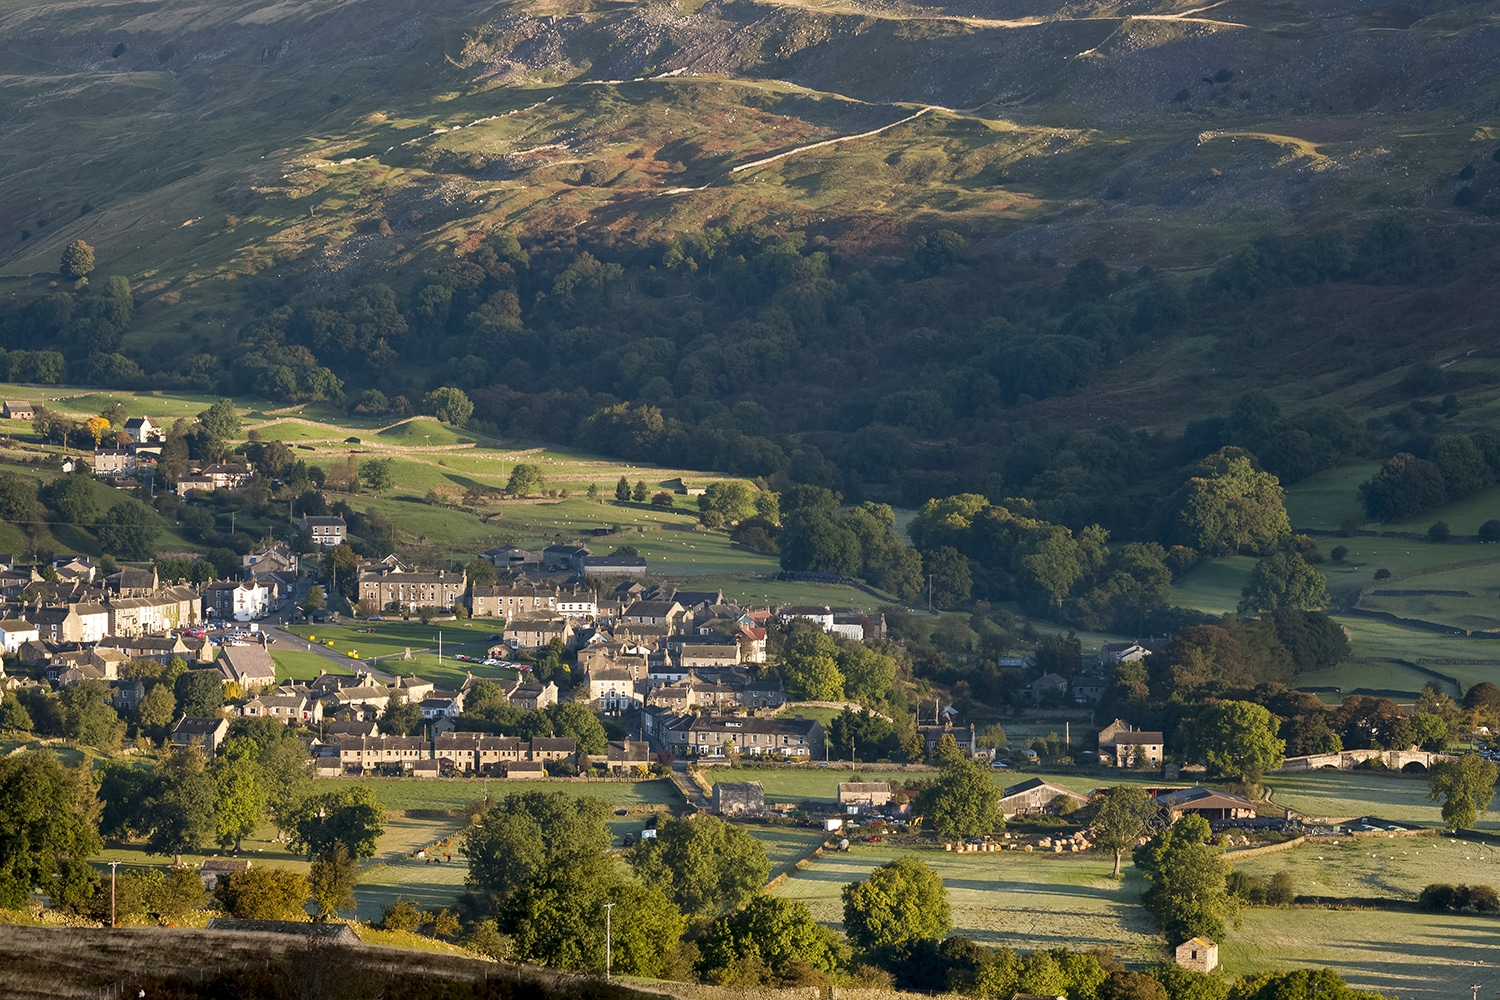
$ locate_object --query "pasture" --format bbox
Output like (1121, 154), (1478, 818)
(773, 844), (1162, 963)
(276, 622), (522, 686)
(703, 766), (925, 804)
(307, 777), (682, 813)
(1223, 908), (1500, 998)
(1232, 835), (1500, 900)
(1263, 771), (1452, 828)
(748, 825), (831, 880)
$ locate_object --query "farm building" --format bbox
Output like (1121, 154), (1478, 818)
(1156, 786), (1256, 822)
(838, 782), (893, 811)
(1175, 937), (1218, 973)
(714, 781), (766, 817)
(1000, 777), (1089, 818)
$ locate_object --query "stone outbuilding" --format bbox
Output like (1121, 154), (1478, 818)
(837, 782), (893, 811)
(1174, 937), (1218, 973)
(714, 781), (766, 818)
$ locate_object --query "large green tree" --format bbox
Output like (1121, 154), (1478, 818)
(628, 815), (771, 918)
(60, 680), (125, 749)
(1190, 700), (1286, 784)
(1175, 450), (1290, 556)
(59, 239), (95, 280)
(505, 463), (546, 497)
(42, 474), (97, 527)
(144, 747), (218, 864)
(360, 458), (396, 494)
(841, 855), (951, 955)
(1238, 550), (1329, 614)
(254, 731), (313, 838)
(1137, 814), (1236, 945)
(95, 501), (159, 560)
(464, 791), (682, 974)
(695, 895), (843, 986)
(700, 481), (758, 523)
(197, 398), (241, 440)
(212, 738), (267, 853)
(0, 752), (101, 907)
(424, 386), (473, 425)
(1087, 786), (1161, 877)
(917, 753), (1000, 839)
(291, 786), (385, 859)
(1360, 453), (1447, 522)
(779, 627), (847, 702)
(309, 841), (359, 921)
(1428, 754), (1498, 832)
(174, 668), (224, 718)
(215, 867), (310, 920)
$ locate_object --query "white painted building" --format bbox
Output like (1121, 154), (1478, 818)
(0, 619), (38, 654)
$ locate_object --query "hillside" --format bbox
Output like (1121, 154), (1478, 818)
(3, 0), (1496, 286)
(0, 0), (1498, 522)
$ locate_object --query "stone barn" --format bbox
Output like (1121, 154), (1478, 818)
(714, 781), (766, 818)
(838, 782), (893, 811)
(1175, 937), (1218, 973)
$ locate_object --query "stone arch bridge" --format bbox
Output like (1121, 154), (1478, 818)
(1279, 749), (1457, 774)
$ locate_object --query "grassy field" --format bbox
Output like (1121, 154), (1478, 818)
(1168, 557), (1258, 616)
(1283, 464), (1381, 532)
(1232, 835), (1500, 900)
(703, 765), (1149, 805)
(1223, 908), (1500, 998)
(704, 767), (924, 804)
(748, 825), (832, 880)
(269, 649), (355, 682)
(350, 811), (471, 922)
(307, 777), (682, 813)
(773, 844), (1162, 962)
(1263, 771), (1452, 827)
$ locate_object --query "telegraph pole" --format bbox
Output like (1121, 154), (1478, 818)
(108, 861), (120, 927)
(604, 901), (615, 980)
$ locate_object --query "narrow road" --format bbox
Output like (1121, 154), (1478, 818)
(670, 761), (712, 811)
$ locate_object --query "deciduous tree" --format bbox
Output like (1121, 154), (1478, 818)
(144, 746), (218, 864)
(42, 474), (97, 528)
(424, 386), (473, 426)
(695, 896), (842, 986)
(1238, 551), (1328, 614)
(197, 398), (241, 441)
(917, 753), (1000, 839)
(1174, 450), (1290, 556)
(360, 458), (396, 494)
(1190, 700), (1286, 784)
(628, 815), (771, 918)
(309, 841), (359, 920)
(215, 867), (310, 920)
(0, 752), (101, 907)
(841, 855), (951, 954)
(212, 738), (267, 853)
(95, 501), (159, 560)
(60, 239), (95, 280)
(1429, 754), (1498, 832)
(1136, 814), (1235, 945)
(1087, 786), (1160, 877)
(505, 463), (546, 497)
(292, 786), (385, 859)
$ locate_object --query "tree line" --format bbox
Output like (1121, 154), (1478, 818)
(7, 216), (1477, 552)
